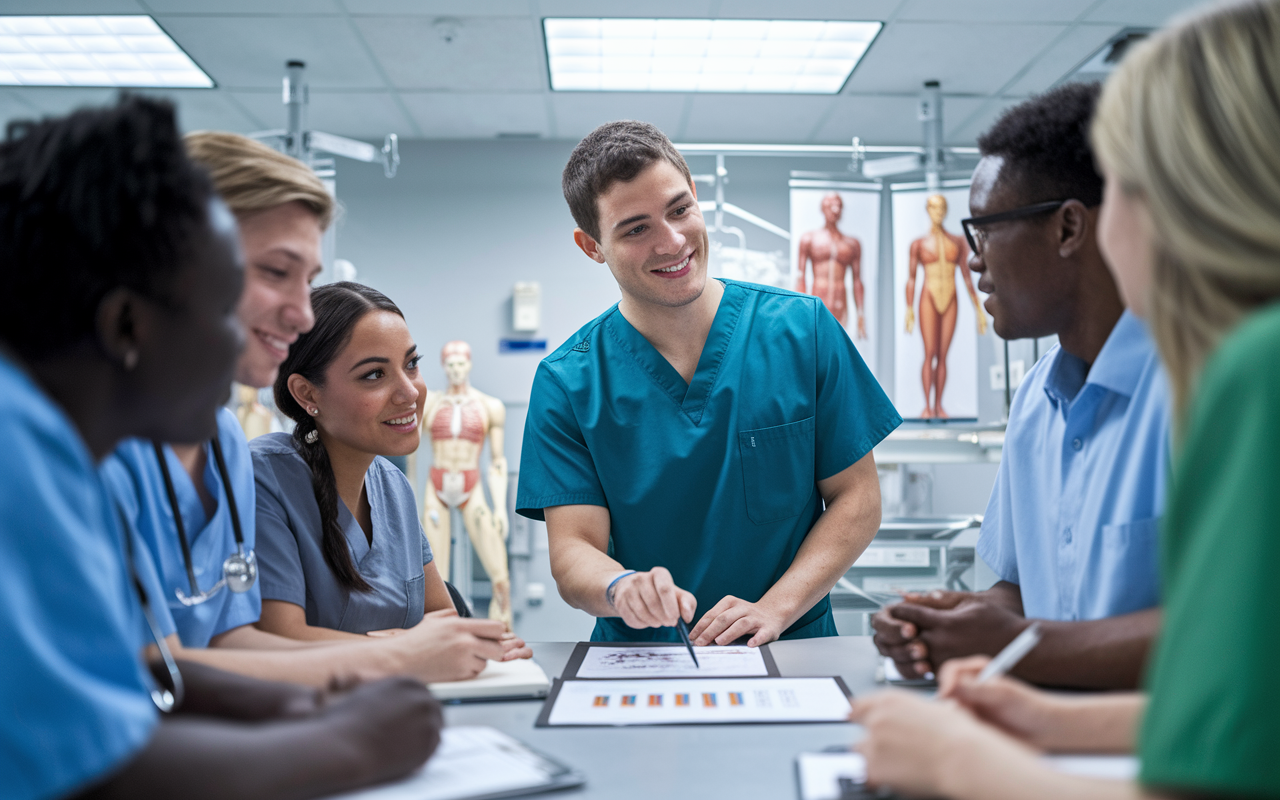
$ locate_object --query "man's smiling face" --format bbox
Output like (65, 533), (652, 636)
(580, 158), (710, 311)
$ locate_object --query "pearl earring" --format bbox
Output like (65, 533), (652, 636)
(305, 429), (319, 444)
(309, 407), (319, 415)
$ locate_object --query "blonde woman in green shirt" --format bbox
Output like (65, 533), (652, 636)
(848, 1), (1280, 798)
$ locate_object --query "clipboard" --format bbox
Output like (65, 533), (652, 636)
(560, 641), (781, 680)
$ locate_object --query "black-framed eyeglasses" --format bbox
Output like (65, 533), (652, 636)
(961, 200), (1070, 256)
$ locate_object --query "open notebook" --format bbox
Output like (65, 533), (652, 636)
(428, 658), (551, 702)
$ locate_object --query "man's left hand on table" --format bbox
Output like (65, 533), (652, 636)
(689, 596), (791, 647)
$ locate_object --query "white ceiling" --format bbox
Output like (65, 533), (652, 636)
(0, 0), (1205, 145)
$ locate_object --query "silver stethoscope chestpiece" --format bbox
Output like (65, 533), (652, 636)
(223, 547), (257, 594)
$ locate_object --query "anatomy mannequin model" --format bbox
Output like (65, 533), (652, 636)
(795, 193), (866, 338)
(904, 194), (988, 418)
(420, 341), (512, 629)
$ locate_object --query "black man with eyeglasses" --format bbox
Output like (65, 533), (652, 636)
(872, 82), (1170, 690)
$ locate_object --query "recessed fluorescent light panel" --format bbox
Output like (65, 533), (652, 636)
(544, 18), (881, 93)
(0, 16), (213, 88)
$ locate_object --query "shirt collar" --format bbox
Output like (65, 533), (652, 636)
(1043, 310), (1152, 405)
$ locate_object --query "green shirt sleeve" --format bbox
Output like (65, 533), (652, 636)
(1139, 305), (1280, 798)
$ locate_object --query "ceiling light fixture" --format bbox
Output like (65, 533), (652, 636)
(543, 18), (881, 94)
(0, 16), (213, 88)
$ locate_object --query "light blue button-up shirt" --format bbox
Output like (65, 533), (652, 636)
(977, 311), (1171, 621)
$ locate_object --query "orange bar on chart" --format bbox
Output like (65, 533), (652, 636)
(622, 695), (636, 707)
(729, 692), (744, 706)
(702, 693), (717, 707)
(648, 694), (662, 706)
(593, 695), (608, 707)
(675, 693), (690, 707)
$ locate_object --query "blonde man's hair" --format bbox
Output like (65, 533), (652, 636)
(184, 131), (334, 230)
(1091, 0), (1280, 419)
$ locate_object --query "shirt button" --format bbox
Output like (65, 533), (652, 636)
(1072, 438), (1083, 451)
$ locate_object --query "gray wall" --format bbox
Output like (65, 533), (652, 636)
(330, 139), (839, 470)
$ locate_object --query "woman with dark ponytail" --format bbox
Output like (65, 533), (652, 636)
(251, 283), (529, 665)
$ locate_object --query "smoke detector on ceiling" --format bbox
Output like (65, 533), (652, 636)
(433, 17), (462, 43)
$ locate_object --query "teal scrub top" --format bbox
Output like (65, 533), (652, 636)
(0, 351), (157, 800)
(101, 407), (261, 648)
(516, 279), (901, 642)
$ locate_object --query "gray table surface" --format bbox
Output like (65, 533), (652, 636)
(444, 636), (898, 800)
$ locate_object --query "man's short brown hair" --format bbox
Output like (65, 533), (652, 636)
(562, 120), (692, 241)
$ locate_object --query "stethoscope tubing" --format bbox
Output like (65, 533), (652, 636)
(152, 435), (252, 602)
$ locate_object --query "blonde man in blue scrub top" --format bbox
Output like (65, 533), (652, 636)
(517, 121), (901, 645)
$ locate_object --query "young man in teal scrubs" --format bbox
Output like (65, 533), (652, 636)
(516, 121), (901, 644)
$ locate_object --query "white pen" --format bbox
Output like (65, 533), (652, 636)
(976, 622), (1042, 684)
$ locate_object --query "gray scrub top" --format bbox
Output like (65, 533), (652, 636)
(250, 433), (432, 633)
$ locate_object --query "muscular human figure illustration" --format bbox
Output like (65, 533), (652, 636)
(420, 341), (512, 629)
(904, 194), (988, 418)
(795, 193), (866, 338)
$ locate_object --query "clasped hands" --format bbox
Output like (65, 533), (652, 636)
(609, 566), (789, 647)
(871, 589), (1029, 679)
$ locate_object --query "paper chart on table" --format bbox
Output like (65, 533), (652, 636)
(538, 677), (852, 727)
(568, 643), (777, 679)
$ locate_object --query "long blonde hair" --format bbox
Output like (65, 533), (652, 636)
(1090, 0), (1280, 418)
(184, 131), (334, 230)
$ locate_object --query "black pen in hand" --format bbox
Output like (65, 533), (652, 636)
(675, 618), (700, 668)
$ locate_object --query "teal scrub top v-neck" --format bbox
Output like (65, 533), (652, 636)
(517, 279), (901, 642)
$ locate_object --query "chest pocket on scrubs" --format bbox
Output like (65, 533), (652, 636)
(403, 572), (425, 628)
(738, 416), (816, 525)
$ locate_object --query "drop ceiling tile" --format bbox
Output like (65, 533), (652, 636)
(346, 0), (532, 15)
(156, 15), (386, 89)
(400, 92), (549, 138)
(535, 0), (716, 17)
(818, 94), (991, 145)
(895, 0), (1096, 23)
(0, 1), (145, 11)
(945, 95), (1026, 144)
(144, 0), (341, 12)
(354, 16), (545, 91)
(549, 93), (686, 140)
(714, 0), (902, 19)
(1084, 0), (1205, 25)
(681, 94), (833, 143)
(0, 87), (263, 133)
(0, 89), (41, 130)
(845, 21), (1066, 94)
(231, 90), (413, 139)
(1003, 24), (1119, 95)
(1, 87), (119, 119)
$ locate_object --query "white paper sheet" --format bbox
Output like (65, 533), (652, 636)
(545, 677), (851, 726)
(324, 727), (570, 800)
(576, 645), (768, 678)
(795, 750), (1139, 799)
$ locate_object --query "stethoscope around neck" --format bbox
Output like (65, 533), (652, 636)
(152, 436), (257, 606)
